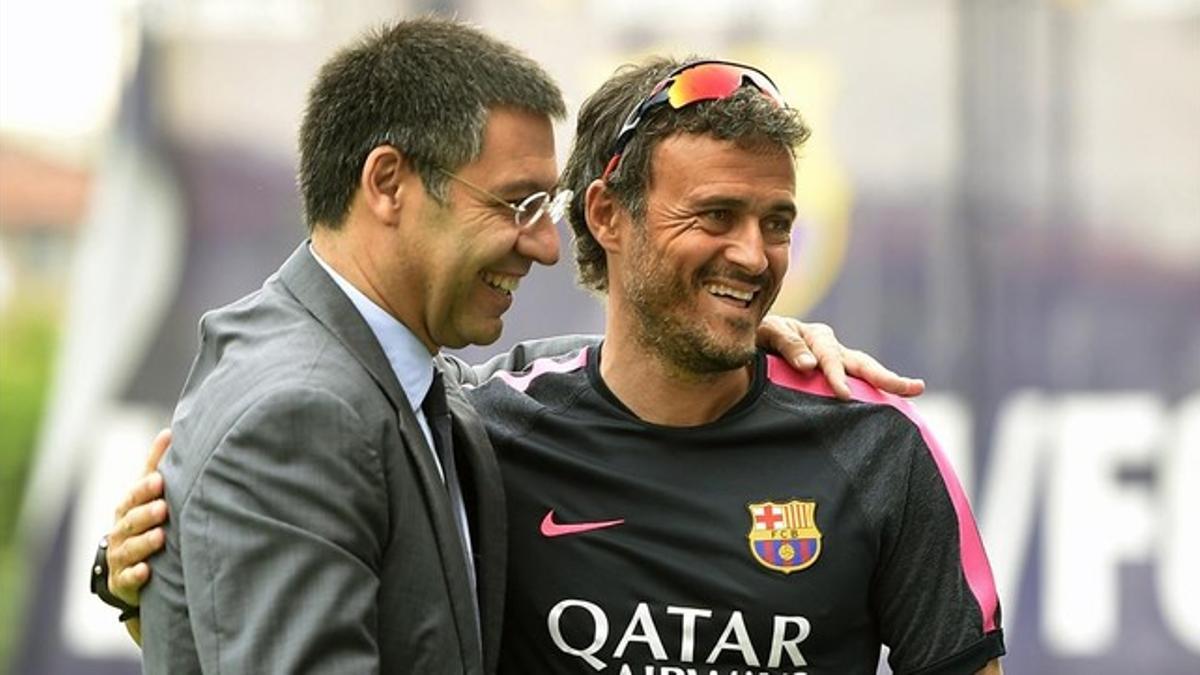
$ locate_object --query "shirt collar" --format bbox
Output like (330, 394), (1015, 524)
(309, 243), (433, 412)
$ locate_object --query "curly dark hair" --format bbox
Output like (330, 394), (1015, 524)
(560, 57), (811, 293)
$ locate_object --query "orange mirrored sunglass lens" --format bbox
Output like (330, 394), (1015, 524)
(666, 64), (745, 108)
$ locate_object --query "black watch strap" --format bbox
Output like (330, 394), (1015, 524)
(90, 535), (140, 622)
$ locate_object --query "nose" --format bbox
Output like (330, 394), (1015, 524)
(516, 215), (561, 266)
(724, 219), (769, 276)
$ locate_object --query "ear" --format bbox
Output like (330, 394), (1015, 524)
(359, 145), (413, 226)
(584, 179), (629, 254)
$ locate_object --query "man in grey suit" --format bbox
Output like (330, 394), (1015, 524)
(137, 18), (567, 673)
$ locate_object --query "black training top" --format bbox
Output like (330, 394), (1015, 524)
(467, 345), (1004, 675)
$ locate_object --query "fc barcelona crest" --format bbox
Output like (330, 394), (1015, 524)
(747, 500), (822, 574)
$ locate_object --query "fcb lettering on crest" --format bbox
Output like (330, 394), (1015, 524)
(747, 500), (822, 574)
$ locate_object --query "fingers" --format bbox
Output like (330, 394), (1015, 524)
(144, 428), (171, 474)
(113, 526), (167, 572)
(843, 349), (926, 398)
(756, 316), (818, 369)
(764, 317), (928, 400)
(785, 336), (819, 370)
(122, 498), (169, 539)
(109, 497), (168, 569)
(817, 352), (852, 400)
(109, 475), (166, 579)
(779, 332), (819, 371)
(798, 323), (853, 400)
(110, 559), (152, 607)
(113, 523), (166, 566)
(103, 429), (171, 610)
(109, 526), (165, 573)
(107, 511), (165, 607)
(113, 472), (165, 525)
(101, 429), (172, 611)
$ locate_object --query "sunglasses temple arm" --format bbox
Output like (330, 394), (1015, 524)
(600, 154), (622, 182)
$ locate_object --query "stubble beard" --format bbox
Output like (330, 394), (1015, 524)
(623, 233), (763, 377)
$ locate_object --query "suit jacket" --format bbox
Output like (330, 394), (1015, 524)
(142, 244), (506, 674)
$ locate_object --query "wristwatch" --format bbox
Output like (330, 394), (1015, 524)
(90, 535), (140, 622)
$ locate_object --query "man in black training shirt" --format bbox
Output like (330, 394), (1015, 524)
(456, 58), (1004, 674)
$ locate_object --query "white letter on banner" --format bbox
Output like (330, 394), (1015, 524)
(1159, 392), (1200, 651)
(1043, 394), (1162, 654)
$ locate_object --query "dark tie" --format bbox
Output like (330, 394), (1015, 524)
(421, 371), (480, 619)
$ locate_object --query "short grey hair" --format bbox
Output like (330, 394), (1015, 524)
(560, 57), (811, 293)
(298, 17), (566, 230)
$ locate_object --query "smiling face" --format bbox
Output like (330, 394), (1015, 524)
(614, 132), (796, 373)
(389, 106), (561, 349)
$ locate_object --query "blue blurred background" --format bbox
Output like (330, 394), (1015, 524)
(1, 0), (1197, 673)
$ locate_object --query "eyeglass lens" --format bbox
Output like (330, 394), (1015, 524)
(514, 190), (572, 229)
(515, 192), (549, 228)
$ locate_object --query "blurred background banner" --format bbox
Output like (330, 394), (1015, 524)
(1, 1), (1196, 673)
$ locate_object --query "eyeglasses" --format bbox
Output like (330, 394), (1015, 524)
(437, 168), (573, 230)
(601, 60), (786, 182)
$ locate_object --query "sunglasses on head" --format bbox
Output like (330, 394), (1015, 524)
(601, 60), (786, 182)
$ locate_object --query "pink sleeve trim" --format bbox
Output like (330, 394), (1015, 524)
(491, 347), (589, 393)
(765, 356), (1000, 632)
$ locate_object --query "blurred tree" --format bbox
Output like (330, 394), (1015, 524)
(0, 295), (60, 672)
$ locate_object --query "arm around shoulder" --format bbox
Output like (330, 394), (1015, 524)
(445, 334), (600, 386)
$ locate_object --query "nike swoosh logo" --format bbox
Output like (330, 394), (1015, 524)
(540, 509), (625, 538)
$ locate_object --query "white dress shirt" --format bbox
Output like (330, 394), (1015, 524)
(309, 245), (445, 474)
(309, 244), (480, 631)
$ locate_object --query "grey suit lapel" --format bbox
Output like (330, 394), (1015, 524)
(278, 243), (407, 411)
(278, 243), (485, 669)
(441, 357), (507, 673)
